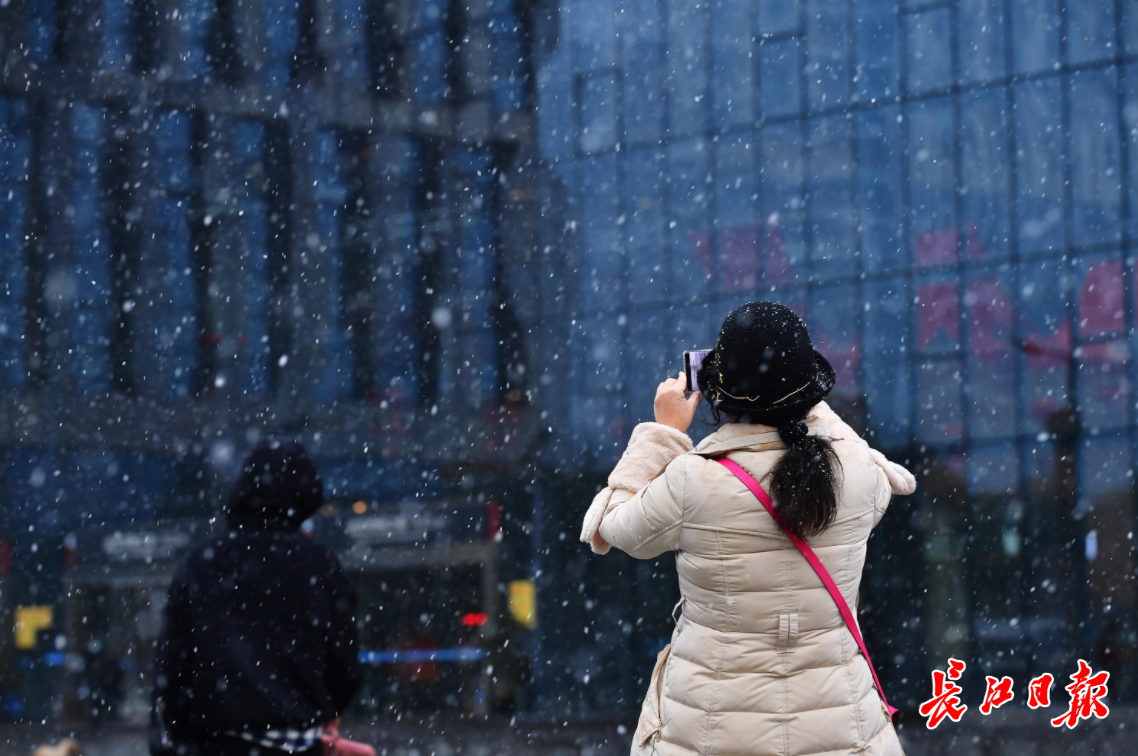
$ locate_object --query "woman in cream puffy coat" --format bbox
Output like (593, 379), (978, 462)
(581, 303), (914, 756)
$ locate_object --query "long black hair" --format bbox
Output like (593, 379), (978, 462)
(704, 401), (842, 540)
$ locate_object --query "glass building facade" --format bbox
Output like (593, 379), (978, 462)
(528, 0), (1138, 717)
(0, 0), (1134, 729)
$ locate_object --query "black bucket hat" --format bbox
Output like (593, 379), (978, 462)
(696, 301), (835, 423)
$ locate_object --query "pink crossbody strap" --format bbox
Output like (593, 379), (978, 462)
(717, 458), (898, 722)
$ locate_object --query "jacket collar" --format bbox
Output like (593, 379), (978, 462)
(692, 401), (845, 457)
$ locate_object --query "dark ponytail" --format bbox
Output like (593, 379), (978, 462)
(769, 417), (842, 540)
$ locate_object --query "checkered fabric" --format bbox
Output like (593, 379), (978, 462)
(227, 727), (323, 753)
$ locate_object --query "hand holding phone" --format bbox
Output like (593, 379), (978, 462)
(655, 372), (702, 433)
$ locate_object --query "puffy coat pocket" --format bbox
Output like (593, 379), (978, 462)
(634, 643), (673, 747)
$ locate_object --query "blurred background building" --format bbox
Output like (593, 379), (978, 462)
(0, 0), (1135, 737)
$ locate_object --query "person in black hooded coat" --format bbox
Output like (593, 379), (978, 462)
(151, 439), (362, 756)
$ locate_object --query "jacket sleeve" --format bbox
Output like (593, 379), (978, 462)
(152, 565), (194, 744)
(599, 455), (688, 559)
(579, 422), (693, 557)
(325, 560), (363, 716)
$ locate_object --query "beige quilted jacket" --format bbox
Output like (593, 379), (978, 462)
(580, 402), (915, 756)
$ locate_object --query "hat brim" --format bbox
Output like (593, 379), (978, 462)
(710, 350), (836, 422)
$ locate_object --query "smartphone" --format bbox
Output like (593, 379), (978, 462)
(683, 350), (712, 393)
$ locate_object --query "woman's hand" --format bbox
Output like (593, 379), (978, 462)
(654, 372), (701, 433)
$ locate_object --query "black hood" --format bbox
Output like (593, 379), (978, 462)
(226, 439), (323, 530)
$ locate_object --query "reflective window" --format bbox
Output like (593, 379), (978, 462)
(807, 116), (855, 280)
(148, 111), (200, 399)
(960, 91), (1011, 261)
(857, 107), (904, 272)
(958, 0), (1005, 84)
(714, 135), (759, 293)
(761, 123), (805, 283)
(966, 270), (1016, 438)
(311, 130), (355, 404)
(668, 139), (712, 300)
(71, 107), (114, 393)
(0, 98), (30, 389)
(711, 0), (755, 129)
(1069, 68), (1123, 248)
(1014, 78), (1064, 256)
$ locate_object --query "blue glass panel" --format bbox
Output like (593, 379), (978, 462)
(72, 307), (113, 392)
(580, 74), (617, 153)
(152, 110), (197, 399)
(455, 331), (499, 408)
(854, 0), (897, 103)
(1129, 64), (1138, 242)
(1072, 256), (1128, 431)
(1014, 78), (1064, 256)
(864, 280), (911, 446)
(180, 0), (213, 80)
(960, 90), (1011, 260)
(235, 122), (271, 397)
(535, 8), (575, 159)
(857, 106), (904, 273)
(807, 116), (855, 280)
(1069, 69), (1123, 248)
(712, 0), (755, 129)
(908, 97), (956, 266)
(101, 0), (134, 72)
(761, 123), (805, 284)
(965, 269), (1016, 438)
(623, 149), (667, 305)
(492, 14), (526, 112)
(312, 131), (353, 403)
(26, 0), (56, 62)
(573, 316), (625, 450)
(621, 0), (664, 144)
(71, 107), (113, 392)
(758, 0), (799, 36)
(1011, 0), (1060, 76)
(1127, 3), (1138, 55)
(336, 0), (370, 87)
(673, 302), (714, 353)
(915, 275), (961, 355)
(627, 309), (670, 423)
(1018, 258), (1071, 433)
(576, 0), (616, 72)
(810, 285), (861, 399)
(759, 37), (801, 120)
(1074, 255), (1125, 339)
(667, 0), (710, 135)
(668, 139), (712, 300)
(1068, 0), (1115, 64)
(154, 198), (197, 399)
(264, 0), (300, 87)
(1081, 439), (1133, 505)
(419, 0), (446, 28)
(906, 9), (952, 94)
(156, 111), (194, 193)
(414, 31), (447, 103)
(805, 0), (849, 112)
(917, 356), (964, 442)
(958, 0), (1005, 84)
(0, 98), (30, 388)
(540, 162), (576, 315)
(578, 155), (622, 313)
(1075, 338), (1129, 432)
(714, 134), (759, 294)
(453, 151), (496, 300)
